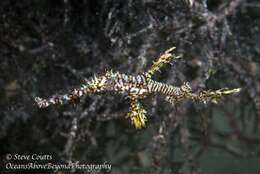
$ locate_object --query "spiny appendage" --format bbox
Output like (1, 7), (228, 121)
(146, 47), (181, 78)
(35, 74), (109, 108)
(191, 88), (242, 104)
(127, 96), (147, 129)
(165, 85), (241, 105)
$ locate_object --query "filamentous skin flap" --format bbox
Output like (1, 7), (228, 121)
(35, 47), (241, 129)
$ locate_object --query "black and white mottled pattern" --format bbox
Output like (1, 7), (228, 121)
(35, 71), (151, 108)
(35, 70), (195, 108)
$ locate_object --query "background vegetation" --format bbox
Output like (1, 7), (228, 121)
(0, 0), (260, 173)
